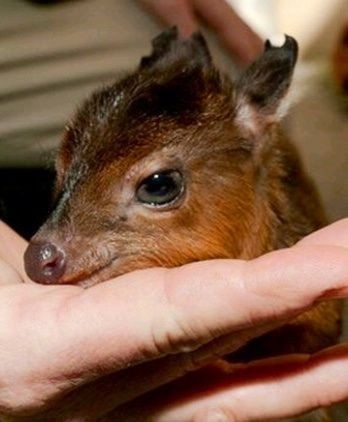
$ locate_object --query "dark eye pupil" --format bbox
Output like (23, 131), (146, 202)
(145, 174), (175, 196)
(137, 170), (183, 206)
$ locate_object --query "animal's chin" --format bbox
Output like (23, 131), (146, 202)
(61, 258), (126, 288)
(76, 274), (110, 289)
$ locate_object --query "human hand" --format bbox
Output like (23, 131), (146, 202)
(0, 220), (347, 421)
(139, 0), (263, 67)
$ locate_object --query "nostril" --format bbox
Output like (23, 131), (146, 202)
(24, 241), (66, 284)
(39, 243), (64, 274)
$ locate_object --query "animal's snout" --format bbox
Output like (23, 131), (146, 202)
(24, 241), (66, 284)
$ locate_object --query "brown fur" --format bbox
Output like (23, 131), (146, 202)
(25, 28), (342, 361)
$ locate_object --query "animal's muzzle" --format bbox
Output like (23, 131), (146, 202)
(24, 241), (66, 284)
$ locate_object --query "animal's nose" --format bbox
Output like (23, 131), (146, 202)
(24, 241), (66, 284)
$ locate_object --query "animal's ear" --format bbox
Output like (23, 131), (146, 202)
(234, 35), (298, 134)
(140, 27), (212, 72)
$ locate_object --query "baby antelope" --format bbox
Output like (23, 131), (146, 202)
(24, 28), (342, 361)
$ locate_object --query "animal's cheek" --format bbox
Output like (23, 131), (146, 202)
(60, 234), (131, 282)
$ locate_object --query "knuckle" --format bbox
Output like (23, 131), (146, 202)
(149, 269), (203, 356)
(243, 256), (296, 318)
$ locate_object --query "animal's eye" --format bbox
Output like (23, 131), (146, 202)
(136, 170), (184, 207)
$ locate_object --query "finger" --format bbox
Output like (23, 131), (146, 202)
(28, 322), (282, 420)
(298, 218), (348, 249)
(18, 238), (348, 385)
(192, 0), (263, 66)
(108, 344), (348, 421)
(139, 0), (198, 37)
(0, 221), (28, 282)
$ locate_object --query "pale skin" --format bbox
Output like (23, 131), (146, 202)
(0, 219), (348, 421)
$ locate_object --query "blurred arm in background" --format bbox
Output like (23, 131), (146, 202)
(139, 0), (263, 66)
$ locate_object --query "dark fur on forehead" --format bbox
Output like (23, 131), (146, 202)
(130, 28), (221, 120)
(66, 29), (225, 158)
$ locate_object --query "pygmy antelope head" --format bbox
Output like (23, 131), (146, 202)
(24, 28), (300, 287)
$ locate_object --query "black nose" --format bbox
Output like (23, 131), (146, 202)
(24, 241), (66, 284)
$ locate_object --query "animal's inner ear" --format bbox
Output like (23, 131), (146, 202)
(234, 35), (298, 135)
(139, 26), (212, 72)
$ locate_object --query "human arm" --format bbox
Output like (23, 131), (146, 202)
(138, 0), (263, 66)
